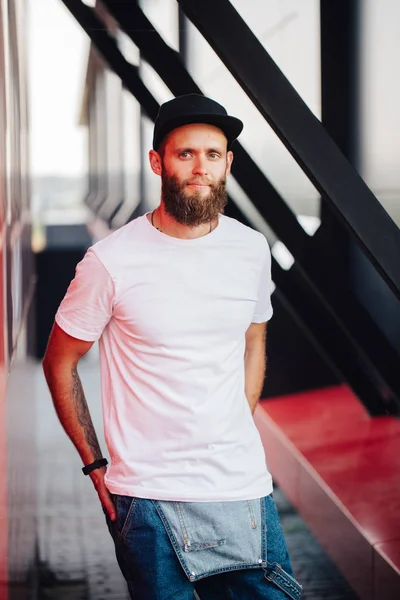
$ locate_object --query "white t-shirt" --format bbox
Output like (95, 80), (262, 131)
(56, 212), (274, 501)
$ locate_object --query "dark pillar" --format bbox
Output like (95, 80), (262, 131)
(178, 7), (188, 67)
(320, 0), (360, 167)
(319, 0), (361, 280)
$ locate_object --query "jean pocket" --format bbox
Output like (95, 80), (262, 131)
(114, 495), (137, 540)
(154, 499), (265, 582)
(174, 501), (225, 552)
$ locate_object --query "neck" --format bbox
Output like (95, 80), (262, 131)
(150, 204), (216, 239)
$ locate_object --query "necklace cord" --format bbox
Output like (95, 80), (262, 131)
(151, 210), (212, 234)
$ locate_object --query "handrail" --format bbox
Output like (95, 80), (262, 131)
(178, 0), (400, 300)
(60, 0), (400, 413)
(100, 0), (310, 261)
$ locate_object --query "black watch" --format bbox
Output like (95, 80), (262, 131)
(82, 457), (108, 475)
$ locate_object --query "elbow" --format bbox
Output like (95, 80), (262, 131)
(42, 351), (76, 382)
(42, 353), (53, 381)
(42, 342), (52, 368)
(42, 349), (60, 381)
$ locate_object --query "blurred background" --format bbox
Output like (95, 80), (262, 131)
(1, 0), (400, 598)
(30, 0), (400, 230)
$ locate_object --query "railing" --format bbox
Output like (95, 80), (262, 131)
(61, 0), (400, 415)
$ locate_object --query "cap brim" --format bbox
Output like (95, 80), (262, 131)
(153, 113), (243, 150)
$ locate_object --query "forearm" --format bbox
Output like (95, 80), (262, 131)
(244, 347), (266, 414)
(43, 359), (103, 465)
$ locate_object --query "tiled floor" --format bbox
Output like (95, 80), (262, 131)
(36, 349), (129, 600)
(35, 350), (359, 599)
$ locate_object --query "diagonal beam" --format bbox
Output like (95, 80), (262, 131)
(60, 1), (258, 235)
(100, 0), (400, 409)
(102, 0), (400, 414)
(60, 0), (255, 230)
(61, 0), (159, 121)
(178, 0), (400, 300)
(100, 0), (310, 262)
(270, 262), (398, 415)
(62, 0), (400, 413)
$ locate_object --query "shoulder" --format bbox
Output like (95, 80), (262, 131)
(89, 215), (145, 271)
(220, 214), (270, 253)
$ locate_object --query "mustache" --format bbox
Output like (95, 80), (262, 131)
(186, 179), (212, 185)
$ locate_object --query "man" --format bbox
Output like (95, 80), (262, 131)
(43, 94), (302, 599)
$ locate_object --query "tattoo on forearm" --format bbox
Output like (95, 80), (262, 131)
(72, 367), (102, 460)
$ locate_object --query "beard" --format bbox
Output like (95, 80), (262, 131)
(161, 170), (228, 226)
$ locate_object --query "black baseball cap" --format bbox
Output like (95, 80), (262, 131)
(153, 94), (243, 151)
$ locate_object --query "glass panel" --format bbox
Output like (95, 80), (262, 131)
(141, 113), (160, 212)
(112, 88), (142, 228)
(140, 0), (179, 51)
(360, 0), (400, 226)
(230, 0), (321, 118)
(138, 0), (180, 213)
(140, 59), (173, 107)
(186, 11), (321, 222)
(99, 69), (123, 221)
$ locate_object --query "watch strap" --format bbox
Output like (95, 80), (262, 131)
(82, 457), (108, 475)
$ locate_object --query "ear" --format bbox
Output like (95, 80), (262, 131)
(149, 150), (162, 176)
(226, 150), (234, 176)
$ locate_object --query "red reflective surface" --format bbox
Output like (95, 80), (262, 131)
(255, 385), (400, 600)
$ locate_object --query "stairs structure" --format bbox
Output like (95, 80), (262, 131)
(54, 2), (400, 598)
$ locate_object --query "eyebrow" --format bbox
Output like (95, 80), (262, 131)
(175, 146), (225, 154)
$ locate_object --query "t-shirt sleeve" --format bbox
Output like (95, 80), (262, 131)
(55, 248), (115, 342)
(252, 241), (274, 323)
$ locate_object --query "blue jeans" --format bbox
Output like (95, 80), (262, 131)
(104, 493), (302, 599)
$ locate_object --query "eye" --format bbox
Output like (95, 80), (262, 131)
(179, 151), (192, 159)
(209, 153), (220, 159)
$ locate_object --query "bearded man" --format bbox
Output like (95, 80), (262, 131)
(43, 94), (302, 600)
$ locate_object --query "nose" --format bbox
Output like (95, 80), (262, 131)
(192, 155), (208, 176)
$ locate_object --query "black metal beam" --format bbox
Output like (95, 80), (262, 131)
(320, 0), (360, 168)
(61, 0), (257, 233)
(60, 0), (159, 122)
(318, 0), (400, 408)
(178, 6), (188, 66)
(302, 225), (400, 407)
(319, 0), (360, 277)
(63, 0), (400, 413)
(60, 0), (160, 223)
(270, 264), (398, 415)
(100, 0), (400, 407)
(100, 0), (310, 261)
(178, 0), (400, 301)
